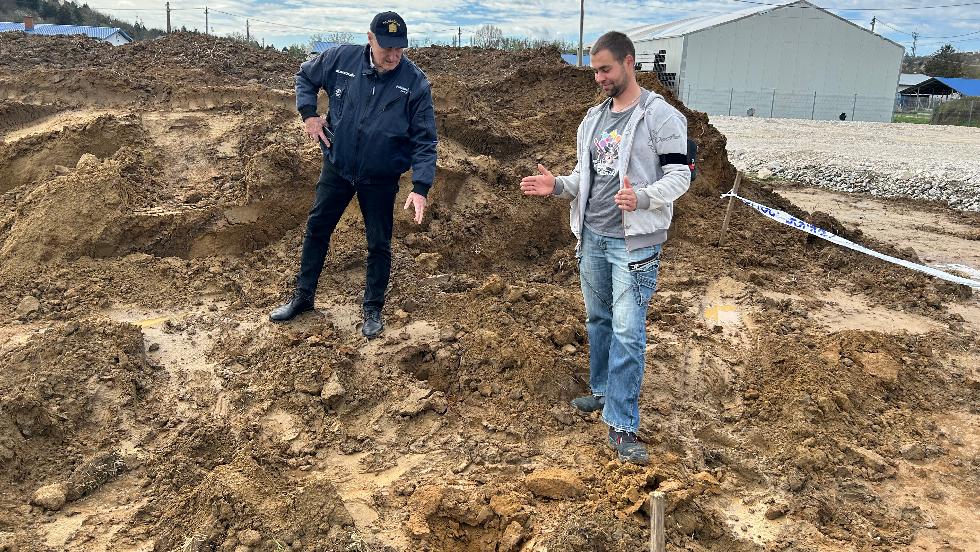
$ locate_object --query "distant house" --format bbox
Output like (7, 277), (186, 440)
(901, 77), (980, 99)
(898, 73), (930, 93)
(0, 18), (132, 45)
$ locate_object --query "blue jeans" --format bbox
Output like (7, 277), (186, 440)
(578, 226), (661, 433)
(296, 159), (399, 310)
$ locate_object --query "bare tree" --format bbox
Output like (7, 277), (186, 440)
(309, 32), (356, 49)
(473, 24), (503, 48)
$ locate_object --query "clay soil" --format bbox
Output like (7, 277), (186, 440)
(0, 33), (978, 552)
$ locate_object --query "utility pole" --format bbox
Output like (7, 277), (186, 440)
(205, 6), (209, 36)
(870, 16), (875, 32)
(246, 19), (250, 42)
(458, 26), (462, 48)
(911, 31), (918, 57)
(577, 0), (585, 67)
(166, 2), (171, 34)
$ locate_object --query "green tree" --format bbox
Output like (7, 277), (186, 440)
(923, 44), (964, 78)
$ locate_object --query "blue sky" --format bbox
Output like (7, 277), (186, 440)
(89, 0), (980, 55)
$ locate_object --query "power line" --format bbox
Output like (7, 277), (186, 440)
(878, 19), (980, 39)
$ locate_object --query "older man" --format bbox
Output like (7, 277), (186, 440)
(271, 11), (438, 339)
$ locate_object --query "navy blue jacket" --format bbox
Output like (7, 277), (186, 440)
(296, 44), (438, 196)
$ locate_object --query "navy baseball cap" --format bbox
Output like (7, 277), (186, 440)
(371, 11), (408, 48)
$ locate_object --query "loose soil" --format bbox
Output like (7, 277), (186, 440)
(0, 33), (977, 552)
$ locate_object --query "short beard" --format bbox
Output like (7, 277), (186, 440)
(604, 81), (624, 98)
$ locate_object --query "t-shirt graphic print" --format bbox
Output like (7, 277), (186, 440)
(592, 129), (622, 176)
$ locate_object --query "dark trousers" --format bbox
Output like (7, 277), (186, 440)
(296, 160), (399, 311)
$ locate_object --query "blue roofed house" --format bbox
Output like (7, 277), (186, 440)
(901, 77), (980, 99)
(0, 17), (132, 45)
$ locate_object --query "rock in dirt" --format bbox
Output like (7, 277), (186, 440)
(406, 485), (444, 537)
(765, 503), (789, 520)
(395, 385), (447, 416)
(525, 468), (585, 499)
(499, 521), (525, 552)
(849, 446), (891, 473)
(14, 296), (40, 318)
(900, 442), (926, 461)
(30, 483), (67, 511)
(319, 373), (345, 407)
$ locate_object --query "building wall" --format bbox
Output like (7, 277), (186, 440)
(678, 5), (903, 121)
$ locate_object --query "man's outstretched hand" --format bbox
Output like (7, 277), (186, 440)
(520, 164), (556, 196)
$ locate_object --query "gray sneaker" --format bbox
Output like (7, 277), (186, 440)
(608, 427), (649, 465)
(571, 394), (605, 413)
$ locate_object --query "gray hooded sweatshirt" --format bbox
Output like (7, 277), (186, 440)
(554, 88), (692, 251)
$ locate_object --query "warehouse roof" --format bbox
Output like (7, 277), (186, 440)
(899, 73), (931, 87)
(626, 0), (902, 50)
(0, 22), (132, 42)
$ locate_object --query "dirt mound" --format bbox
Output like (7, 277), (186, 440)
(0, 320), (154, 531)
(0, 100), (63, 134)
(0, 32), (297, 90)
(132, 453), (356, 551)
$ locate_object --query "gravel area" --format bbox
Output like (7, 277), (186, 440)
(711, 116), (980, 211)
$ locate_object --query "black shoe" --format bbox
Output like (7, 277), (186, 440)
(608, 427), (649, 465)
(362, 307), (384, 339)
(571, 394), (605, 413)
(269, 292), (314, 322)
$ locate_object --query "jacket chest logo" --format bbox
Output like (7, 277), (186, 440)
(395, 85), (410, 95)
(335, 88), (343, 97)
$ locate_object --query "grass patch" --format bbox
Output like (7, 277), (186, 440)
(892, 112), (931, 124)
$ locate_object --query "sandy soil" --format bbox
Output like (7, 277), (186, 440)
(0, 33), (977, 552)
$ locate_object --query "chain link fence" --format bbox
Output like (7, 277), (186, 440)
(930, 97), (980, 127)
(677, 86), (895, 122)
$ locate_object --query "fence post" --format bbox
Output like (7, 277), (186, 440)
(719, 171), (742, 247)
(851, 93), (857, 121)
(811, 91), (816, 120)
(729, 88), (733, 116)
(770, 89), (776, 118)
(650, 491), (666, 552)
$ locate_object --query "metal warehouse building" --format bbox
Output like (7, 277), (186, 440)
(628, 0), (904, 122)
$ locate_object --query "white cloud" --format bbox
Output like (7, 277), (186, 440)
(82, 0), (977, 53)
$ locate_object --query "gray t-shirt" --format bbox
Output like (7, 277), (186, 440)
(585, 103), (636, 238)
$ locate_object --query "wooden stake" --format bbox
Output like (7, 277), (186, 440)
(650, 491), (665, 552)
(719, 171), (742, 247)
